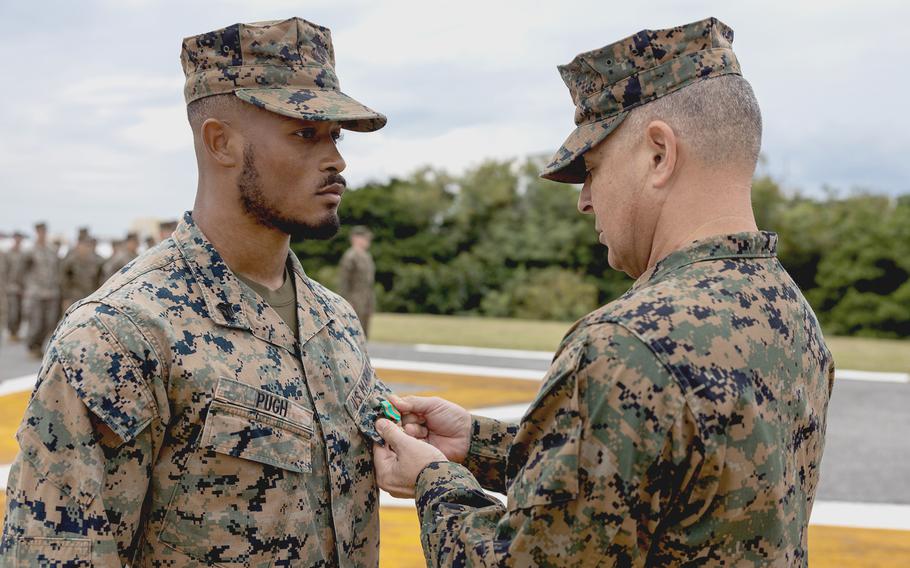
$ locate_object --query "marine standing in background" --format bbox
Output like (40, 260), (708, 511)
(0, 244), (6, 351)
(22, 222), (61, 357)
(373, 18), (834, 567)
(4, 232), (27, 341)
(101, 232), (139, 281)
(6, 231), (26, 341)
(158, 219), (178, 243)
(60, 233), (103, 310)
(338, 225), (376, 336)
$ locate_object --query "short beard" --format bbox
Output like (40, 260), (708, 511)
(237, 144), (340, 241)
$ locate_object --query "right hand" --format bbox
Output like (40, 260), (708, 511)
(389, 394), (471, 464)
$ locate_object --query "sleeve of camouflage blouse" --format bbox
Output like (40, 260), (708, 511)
(414, 323), (687, 567)
(0, 303), (167, 565)
(461, 415), (517, 493)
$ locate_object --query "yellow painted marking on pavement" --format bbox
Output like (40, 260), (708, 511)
(376, 368), (541, 409)
(379, 505), (425, 568)
(1, 379), (909, 566)
(0, 390), (28, 463)
(809, 525), (910, 567)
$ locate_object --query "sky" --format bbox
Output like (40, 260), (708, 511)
(0, 0), (907, 240)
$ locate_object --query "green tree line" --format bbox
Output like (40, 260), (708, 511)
(294, 157), (910, 338)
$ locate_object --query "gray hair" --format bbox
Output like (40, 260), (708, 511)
(619, 75), (762, 170)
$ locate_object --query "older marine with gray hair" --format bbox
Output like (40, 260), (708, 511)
(372, 17), (834, 567)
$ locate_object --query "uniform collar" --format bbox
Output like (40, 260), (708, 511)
(631, 231), (778, 291)
(173, 211), (332, 352)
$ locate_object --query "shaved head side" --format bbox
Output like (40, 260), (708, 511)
(186, 94), (247, 133)
(620, 75), (763, 172)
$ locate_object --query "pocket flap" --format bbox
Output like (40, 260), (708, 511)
(200, 378), (314, 473)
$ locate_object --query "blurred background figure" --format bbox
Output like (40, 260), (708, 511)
(102, 232), (139, 281)
(23, 222), (61, 358)
(60, 229), (102, 311)
(4, 232), (27, 342)
(0, 237), (6, 352)
(338, 226), (376, 337)
(158, 219), (178, 243)
(144, 235), (157, 252)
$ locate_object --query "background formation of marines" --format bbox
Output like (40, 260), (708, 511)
(0, 221), (170, 356)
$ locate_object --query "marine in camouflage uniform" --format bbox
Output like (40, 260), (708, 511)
(22, 222), (61, 356)
(4, 233), (27, 340)
(101, 232), (139, 282)
(0, 246), (6, 350)
(338, 226), (376, 336)
(2, 17), (390, 566)
(375, 17), (834, 567)
(60, 235), (103, 310)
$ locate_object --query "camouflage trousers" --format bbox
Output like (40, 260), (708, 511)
(6, 292), (23, 337)
(25, 297), (59, 353)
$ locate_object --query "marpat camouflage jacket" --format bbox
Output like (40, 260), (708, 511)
(417, 232), (834, 567)
(2, 212), (391, 567)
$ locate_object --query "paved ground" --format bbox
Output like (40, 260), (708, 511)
(1, 335), (908, 566)
(3, 338), (909, 505)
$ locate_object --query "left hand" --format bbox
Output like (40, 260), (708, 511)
(373, 418), (447, 498)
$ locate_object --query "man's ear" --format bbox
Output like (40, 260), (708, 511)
(200, 118), (242, 167)
(645, 120), (678, 188)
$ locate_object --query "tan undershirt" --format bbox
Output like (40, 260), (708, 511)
(237, 266), (299, 342)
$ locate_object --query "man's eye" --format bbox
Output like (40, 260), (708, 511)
(332, 131), (344, 143)
(295, 129), (317, 139)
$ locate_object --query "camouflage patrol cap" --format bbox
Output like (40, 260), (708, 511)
(540, 17), (741, 183)
(181, 17), (386, 132)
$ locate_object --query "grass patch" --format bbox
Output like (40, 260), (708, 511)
(372, 313), (910, 373)
(371, 313), (570, 352)
(825, 336), (910, 374)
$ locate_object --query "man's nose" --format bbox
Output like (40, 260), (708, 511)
(577, 182), (593, 214)
(324, 142), (346, 174)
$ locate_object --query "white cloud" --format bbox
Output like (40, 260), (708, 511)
(0, 0), (907, 238)
(118, 104), (192, 153)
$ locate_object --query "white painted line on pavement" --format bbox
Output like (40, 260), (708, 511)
(372, 359), (544, 381)
(380, 489), (506, 509)
(378, 358), (908, 385)
(0, 374), (37, 397)
(470, 403), (528, 423)
(835, 369), (909, 384)
(0, 380), (906, 533)
(809, 500), (910, 530)
(414, 344), (555, 361)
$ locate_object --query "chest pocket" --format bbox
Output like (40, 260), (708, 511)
(200, 377), (314, 473)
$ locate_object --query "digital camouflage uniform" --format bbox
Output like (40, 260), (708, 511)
(2, 16), (388, 567)
(60, 246), (103, 310)
(414, 18), (834, 567)
(4, 243), (27, 338)
(101, 246), (138, 283)
(0, 251), (6, 348)
(4, 246), (26, 338)
(22, 240), (61, 353)
(2, 213), (393, 566)
(338, 245), (375, 336)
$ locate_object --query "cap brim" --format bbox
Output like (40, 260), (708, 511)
(539, 112), (628, 183)
(234, 88), (387, 132)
